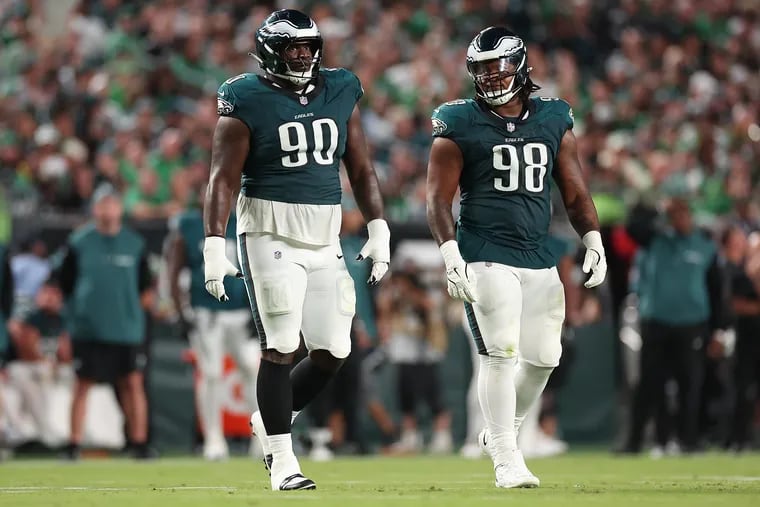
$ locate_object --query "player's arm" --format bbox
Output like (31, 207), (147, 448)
(343, 105), (390, 284)
(202, 116), (246, 300)
(164, 230), (187, 320)
(204, 116), (248, 237)
(426, 137), (477, 302)
(426, 137), (462, 246)
(164, 229), (193, 339)
(553, 130), (606, 288)
(138, 250), (154, 309)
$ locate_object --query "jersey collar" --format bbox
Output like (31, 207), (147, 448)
(257, 74), (325, 106)
(477, 99), (534, 128)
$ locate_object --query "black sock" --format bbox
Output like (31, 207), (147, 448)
(291, 356), (335, 412)
(257, 359), (293, 435)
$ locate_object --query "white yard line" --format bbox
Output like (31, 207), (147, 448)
(0, 486), (237, 493)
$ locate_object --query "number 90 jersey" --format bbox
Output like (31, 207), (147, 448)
(217, 69), (363, 245)
(431, 97), (574, 269)
(219, 69), (362, 204)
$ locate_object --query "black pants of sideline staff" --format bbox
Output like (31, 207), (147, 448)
(727, 319), (760, 450)
(625, 320), (707, 452)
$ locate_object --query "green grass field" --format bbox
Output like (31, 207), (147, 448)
(1, 452), (759, 506)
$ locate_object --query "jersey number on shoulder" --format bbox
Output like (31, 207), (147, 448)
(278, 119), (339, 168)
(492, 143), (549, 193)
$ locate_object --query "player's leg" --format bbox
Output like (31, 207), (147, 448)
(239, 233), (313, 490)
(189, 308), (227, 460)
(224, 310), (260, 414)
(623, 321), (669, 452)
(115, 344), (152, 459)
(296, 246), (353, 418)
(514, 267), (565, 437)
(425, 362), (453, 454)
(466, 262), (535, 487)
(67, 340), (99, 459)
(223, 309), (261, 456)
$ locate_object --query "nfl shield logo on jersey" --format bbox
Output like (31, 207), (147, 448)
(299, 95), (309, 105)
(507, 122), (516, 132)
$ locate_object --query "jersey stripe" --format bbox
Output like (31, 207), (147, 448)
(238, 233), (267, 350)
(464, 302), (487, 356)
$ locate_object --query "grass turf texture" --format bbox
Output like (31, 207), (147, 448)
(1, 452), (759, 506)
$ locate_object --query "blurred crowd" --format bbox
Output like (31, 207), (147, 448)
(1, 0), (759, 457)
(0, 0), (757, 226)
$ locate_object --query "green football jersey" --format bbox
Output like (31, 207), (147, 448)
(217, 68), (364, 205)
(170, 210), (247, 311)
(431, 97), (574, 269)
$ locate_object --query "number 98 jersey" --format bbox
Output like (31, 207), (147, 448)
(431, 97), (574, 269)
(218, 68), (363, 245)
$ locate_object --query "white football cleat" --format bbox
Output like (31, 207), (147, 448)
(479, 428), (540, 488)
(202, 435), (229, 462)
(429, 430), (453, 455)
(270, 455), (316, 491)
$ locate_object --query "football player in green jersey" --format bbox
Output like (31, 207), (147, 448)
(426, 27), (607, 488)
(203, 9), (389, 491)
(166, 194), (259, 462)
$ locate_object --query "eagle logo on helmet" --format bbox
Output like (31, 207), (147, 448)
(466, 27), (531, 107)
(251, 9), (323, 87)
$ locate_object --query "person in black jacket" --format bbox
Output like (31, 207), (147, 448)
(722, 227), (760, 451)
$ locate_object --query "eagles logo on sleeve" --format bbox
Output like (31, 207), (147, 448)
(217, 97), (234, 115)
(432, 117), (447, 136)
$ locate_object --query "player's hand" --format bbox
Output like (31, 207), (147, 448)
(357, 219), (391, 285)
(582, 231), (607, 288)
(440, 240), (478, 303)
(203, 236), (242, 302)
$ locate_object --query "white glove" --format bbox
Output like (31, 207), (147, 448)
(440, 240), (477, 303)
(357, 219), (391, 285)
(582, 231), (607, 288)
(203, 236), (242, 302)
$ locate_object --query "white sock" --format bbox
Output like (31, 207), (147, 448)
(517, 398), (541, 450)
(478, 355), (518, 464)
(291, 411), (300, 424)
(200, 376), (224, 445)
(268, 433), (297, 466)
(514, 361), (553, 433)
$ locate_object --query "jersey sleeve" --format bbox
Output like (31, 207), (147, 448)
(328, 68), (364, 105)
(557, 99), (574, 131)
(430, 100), (469, 142)
(217, 75), (255, 132)
(347, 70), (364, 104)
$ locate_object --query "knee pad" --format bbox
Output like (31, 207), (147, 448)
(525, 337), (563, 368)
(484, 331), (519, 359)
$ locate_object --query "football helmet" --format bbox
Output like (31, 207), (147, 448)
(252, 9), (323, 87)
(466, 27), (530, 106)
